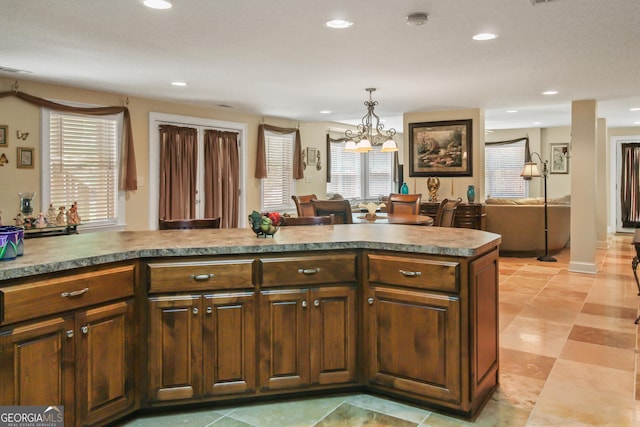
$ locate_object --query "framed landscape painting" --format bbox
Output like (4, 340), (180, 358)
(409, 119), (472, 177)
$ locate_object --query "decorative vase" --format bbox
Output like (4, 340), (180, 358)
(400, 182), (409, 194)
(466, 185), (476, 203)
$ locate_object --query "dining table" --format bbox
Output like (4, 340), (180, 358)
(352, 213), (434, 226)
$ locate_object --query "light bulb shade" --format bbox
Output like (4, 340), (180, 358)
(344, 140), (358, 152)
(520, 162), (541, 179)
(356, 139), (372, 152)
(380, 139), (398, 152)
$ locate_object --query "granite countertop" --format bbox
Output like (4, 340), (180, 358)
(0, 224), (500, 281)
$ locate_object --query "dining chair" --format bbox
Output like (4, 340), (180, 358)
(158, 217), (221, 229)
(292, 194), (318, 217)
(311, 199), (353, 224)
(433, 199), (461, 227)
(281, 214), (335, 226)
(387, 193), (422, 215)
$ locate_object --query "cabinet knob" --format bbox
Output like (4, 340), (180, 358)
(367, 297), (374, 305)
(66, 330), (74, 338)
(192, 307), (199, 315)
(313, 299), (320, 307)
(81, 326), (89, 334)
(206, 307), (213, 314)
(301, 300), (307, 308)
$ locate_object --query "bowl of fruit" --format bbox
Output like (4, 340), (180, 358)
(248, 211), (281, 238)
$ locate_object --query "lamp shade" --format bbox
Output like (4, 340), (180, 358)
(356, 139), (372, 152)
(520, 161), (541, 179)
(344, 140), (358, 152)
(381, 139), (398, 152)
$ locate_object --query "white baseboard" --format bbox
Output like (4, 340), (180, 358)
(568, 261), (598, 274)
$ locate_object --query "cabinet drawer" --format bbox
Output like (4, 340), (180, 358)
(148, 259), (255, 293)
(0, 265), (134, 325)
(368, 254), (459, 292)
(261, 254), (356, 287)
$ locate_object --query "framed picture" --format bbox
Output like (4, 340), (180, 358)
(409, 119), (472, 177)
(550, 143), (569, 174)
(0, 125), (7, 147)
(306, 147), (317, 166)
(17, 147), (34, 169)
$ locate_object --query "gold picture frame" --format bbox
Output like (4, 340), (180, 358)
(17, 146), (34, 169)
(408, 119), (472, 177)
(0, 125), (7, 147)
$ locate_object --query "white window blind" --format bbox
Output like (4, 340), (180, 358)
(48, 112), (119, 225)
(328, 143), (393, 200)
(484, 140), (527, 198)
(262, 131), (295, 211)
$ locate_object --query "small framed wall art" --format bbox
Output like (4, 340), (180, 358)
(17, 146), (34, 169)
(0, 125), (7, 147)
(549, 143), (569, 174)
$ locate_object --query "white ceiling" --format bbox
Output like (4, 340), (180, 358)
(1, 0), (639, 133)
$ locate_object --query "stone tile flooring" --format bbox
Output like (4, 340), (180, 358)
(116, 235), (640, 426)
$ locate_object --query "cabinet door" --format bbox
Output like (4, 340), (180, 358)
(259, 289), (309, 390)
(148, 295), (202, 402)
(75, 300), (135, 426)
(0, 317), (74, 426)
(202, 292), (256, 396)
(309, 286), (357, 385)
(366, 287), (461, 404)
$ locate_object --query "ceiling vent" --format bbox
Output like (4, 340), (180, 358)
(531, 0), (556, 4)
(0, 66), (32, 74)
(406, 13), (429, 26)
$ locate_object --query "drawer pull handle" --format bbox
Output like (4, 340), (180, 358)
(399, 270), (422, 277)
(192, 307), (199, 315)
(298, 268), (320, 275)
(81, 326), (89, 334)
(191, 273), (215, 281)
(314, 299), (320, 307)
(206, 307), (213, 314)
(66, 330), (74, 338)
(368, 297), (374, 305)
(302, 300), (307, 308)
(61, 287), (89, 298)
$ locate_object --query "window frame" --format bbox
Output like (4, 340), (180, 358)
(484, 138), (530, 199)
(41, 107), (126, 232)
(260, 130), (296, 212)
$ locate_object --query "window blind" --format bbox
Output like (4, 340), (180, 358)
(49, 112), (119, 224)
(484, 140), (527, 198)
(328, 143), (393, 200)
(263, 132), (295, 211)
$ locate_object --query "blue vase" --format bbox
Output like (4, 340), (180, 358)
(400, 182), (409, 194)
(467, 185), (476, 203)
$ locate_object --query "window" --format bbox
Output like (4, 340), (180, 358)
(262, 131), (295, 211)
(42, 110), (124, 230)
(484, 140), (528, 198)
(327, 144), (394, 200)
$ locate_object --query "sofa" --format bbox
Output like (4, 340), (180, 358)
(485, 195), (571, 256)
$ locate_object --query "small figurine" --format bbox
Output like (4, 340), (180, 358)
(35, 212), (47, 228)
(14, 212), (24, 227)
(47, 203), (57, 225)
(56, 206), (67, 226)
(67, 202), (81, 225)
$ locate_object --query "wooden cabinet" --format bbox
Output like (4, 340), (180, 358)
(365, 286), (461, 403)
(420, 202), (486, 230)
(0, 265), (136, 427)
(147, 293), (256, 402)
(259, 286), (356, 391)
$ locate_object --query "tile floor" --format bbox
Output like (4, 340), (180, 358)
(117, 235), (640, 426)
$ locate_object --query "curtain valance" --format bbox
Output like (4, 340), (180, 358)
(0, 90), (137, 191)
(255, 124), (303, 179)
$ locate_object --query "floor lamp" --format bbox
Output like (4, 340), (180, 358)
(521, 153), (557, 262)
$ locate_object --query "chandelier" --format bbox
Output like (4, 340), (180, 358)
(344, 88), (398, 153)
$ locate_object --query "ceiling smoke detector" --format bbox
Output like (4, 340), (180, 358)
(406, 13), (429, 26)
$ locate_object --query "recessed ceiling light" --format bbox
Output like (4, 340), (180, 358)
(320, 110), (332, 114)
(406, 13), (429, 26)
(630, 107), (640, 111)
(171, 81), (187, 86)
(533, 121), (541, 125)
(143, 0), (172, 9)
(542, 90), (558, 95)
(506, 110), (518, 113)
(324, 19), (353, 29)
(472, 33), (497, 41)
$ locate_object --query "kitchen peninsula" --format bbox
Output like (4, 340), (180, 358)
(0, 224), (500, 426)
